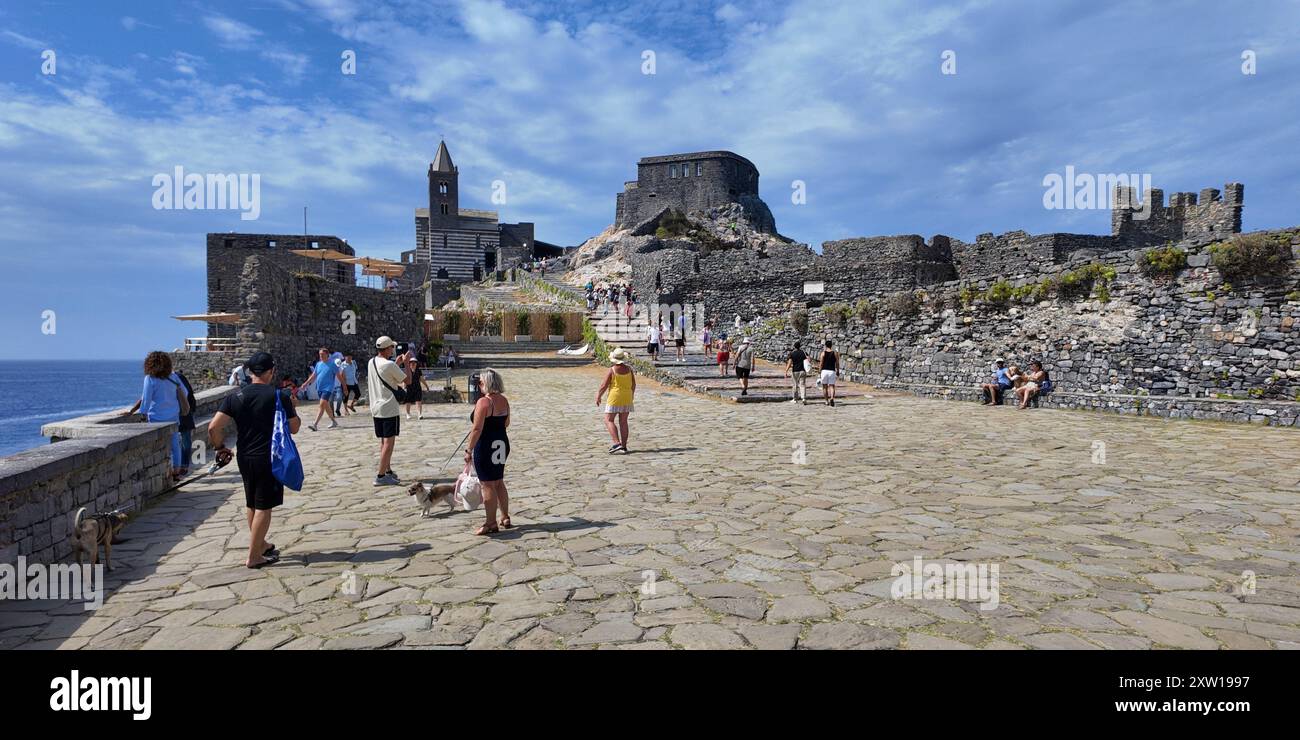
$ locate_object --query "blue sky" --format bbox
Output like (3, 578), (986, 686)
(1, 0), (1298, 360)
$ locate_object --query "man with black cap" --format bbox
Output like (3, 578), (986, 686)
(208, 351), (300, 568)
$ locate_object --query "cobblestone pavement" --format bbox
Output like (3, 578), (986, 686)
(3, 367), (1299, 650)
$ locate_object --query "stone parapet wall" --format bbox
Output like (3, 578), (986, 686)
(2, 386), (238, 563)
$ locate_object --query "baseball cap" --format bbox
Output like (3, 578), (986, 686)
(375, 336), (396, 350)
(246, 351), (275, 375)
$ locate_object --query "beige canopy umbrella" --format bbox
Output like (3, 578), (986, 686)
(171, 312), (241, 324)
(290, 248), (353, 278)
(341, 256), (404, 288)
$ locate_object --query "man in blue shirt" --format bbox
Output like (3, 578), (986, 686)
(302, 347), (345, 431)
(980, 358), (1013, 405)
(340, 352), (361, 413)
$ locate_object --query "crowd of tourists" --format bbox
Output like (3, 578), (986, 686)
(586, 280), (637, 319)
(979, 358), (1053, 409)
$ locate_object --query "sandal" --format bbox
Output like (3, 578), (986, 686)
(264, 544), (278, 556)
(246, 553), (280, 569)
(474, 524), (499, 536)
(499, 517), (513, 529)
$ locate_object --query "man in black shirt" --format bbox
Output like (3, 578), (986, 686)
(784, 342), (808, 405)
(209, 351), (300, 568)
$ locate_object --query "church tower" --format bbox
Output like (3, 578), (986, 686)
(428, 139), (458, 228)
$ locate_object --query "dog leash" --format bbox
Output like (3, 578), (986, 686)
(434, 429), (472, 471)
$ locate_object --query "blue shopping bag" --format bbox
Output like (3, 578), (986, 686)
(271, 390), (305, 491)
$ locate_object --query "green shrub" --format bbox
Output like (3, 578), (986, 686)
(1139, 243), (1188, 277)
(515, 311), (530, 335)
(1286, 291), (1300, 302)
(444, 312), (460, 334)
(1210, 233), (1294, 281)
(986, 280), (1014, 305)
(882, 290), (921, 317)
(549, 313), (566, 336)
(958, 285), (980, 307)
(824, 302), (852, 327)
(790, 309), (809, 335)
(854, 298), (876, 323)
(1058, 263), (1117, 300)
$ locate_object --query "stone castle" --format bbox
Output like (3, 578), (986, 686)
(593, 148), (1298, 425)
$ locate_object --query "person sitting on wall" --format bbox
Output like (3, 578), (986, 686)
(1015, 360), (1052, 410)
(979, 358), (1013, 405)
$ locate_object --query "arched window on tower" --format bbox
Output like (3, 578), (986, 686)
(439, 181), (448, 195)
(440, 203), (449, 215)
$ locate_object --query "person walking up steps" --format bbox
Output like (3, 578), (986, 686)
(466, 368), (511, 535)
(303, 347), (344, 431)
(369, 336), (412, 486)
(596, 348), (636, 453)
(734, 336), (755, 396)
(716, 333), (732, 376)
(817, 339), (840, 407)
(646, 321), (662, 362)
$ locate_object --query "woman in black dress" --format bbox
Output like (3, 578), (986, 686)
(465, 368), (511, 535)
(403, 349), (427, 420)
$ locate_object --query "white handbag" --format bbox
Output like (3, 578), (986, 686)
(453, 460), (483, 511)
(803, 358), (812, 373)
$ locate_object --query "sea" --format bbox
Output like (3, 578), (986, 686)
(0, 360), (145, 458)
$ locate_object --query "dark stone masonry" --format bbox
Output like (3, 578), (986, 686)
(608, 151), (1297, 426)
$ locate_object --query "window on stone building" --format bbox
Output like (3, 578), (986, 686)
(439, 181), (448, 194)
(268, 240), (277, 247)
(223, 238), (234, 248)
(311, 241), (319, 248)
(670, 164), (678, 178)
(682, 163), (689, 177)
(440, 203), (449, 215)
(696, 163), (703, 176)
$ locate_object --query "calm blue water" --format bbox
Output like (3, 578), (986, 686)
(0, 360), (145, 457)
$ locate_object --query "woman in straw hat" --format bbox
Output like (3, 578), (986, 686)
(596, 347), (637, 453)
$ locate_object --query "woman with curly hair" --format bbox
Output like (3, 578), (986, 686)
(125, 351), (191, 481)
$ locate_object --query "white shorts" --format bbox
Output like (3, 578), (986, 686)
(820, 370), (837, 386)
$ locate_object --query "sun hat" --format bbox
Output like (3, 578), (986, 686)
(375, 336), (396, 350)
(609, 347), (630, 365)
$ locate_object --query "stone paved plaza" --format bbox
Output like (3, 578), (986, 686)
(3, 366), (1299, 650)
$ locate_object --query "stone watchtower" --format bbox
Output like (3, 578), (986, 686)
(428, 139), (459, 230)
(1111, 182), (1244, 246)
(615, 150), (776, 233)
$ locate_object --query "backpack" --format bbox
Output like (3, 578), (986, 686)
(370, 358), (410, 403)
(270, 390), (305, 491)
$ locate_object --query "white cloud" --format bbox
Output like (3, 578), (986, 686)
(202, 13), (262, 46)
(1, 29), (46, 50)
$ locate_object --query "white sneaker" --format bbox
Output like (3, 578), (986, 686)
(405, 413), (411, 420)
(308, 424), (317, 432)
(328, 421), (339, 429)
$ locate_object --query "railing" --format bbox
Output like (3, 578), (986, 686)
(183, 337), (239, 352)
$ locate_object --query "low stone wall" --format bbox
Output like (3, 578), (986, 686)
(172, 350), (242, 392)
(0, 386), (238, 564)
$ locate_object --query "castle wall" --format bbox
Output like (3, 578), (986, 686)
(206, 234), (356, 337)
(235, 255), (424, 380)
(1112, 183), (1244, 246)
(743, 230), (1300, 425)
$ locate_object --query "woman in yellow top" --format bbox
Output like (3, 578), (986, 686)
(596, 347), (637, 454)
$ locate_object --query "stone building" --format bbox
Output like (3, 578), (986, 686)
(615, 150), (777, 233)
(206, 233), (357, 339)
(404, 140), (563, 283)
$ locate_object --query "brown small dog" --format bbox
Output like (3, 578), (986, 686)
(71, 507), (128, 570)
(407, 481), (456, 517)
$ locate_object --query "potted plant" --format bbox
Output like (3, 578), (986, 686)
(547, 312), (565, 342)
(514, 312), (531, 342)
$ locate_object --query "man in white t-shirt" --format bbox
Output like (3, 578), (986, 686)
(646, 323), (662, 361)
(368, 336), (412, 487)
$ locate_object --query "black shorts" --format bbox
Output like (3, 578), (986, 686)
(373, 416), (400, 438)
(346, 384), (360, 400)
(736, 366), (751, 379)
(405, 385), (423, 403)
(237, 457), (284, 510)
(647, 342), (659, 354)
(675, 337), (685, 347)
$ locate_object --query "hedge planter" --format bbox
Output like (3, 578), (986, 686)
(470, 335), (491, 342)
(547, 335), (565, 342)
(514, 335), (531, 342)
(442, 334), (460, 342)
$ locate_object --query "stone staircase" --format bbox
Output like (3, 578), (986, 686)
(549, 271), (869, 404)
(437, 339), (590, 376)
